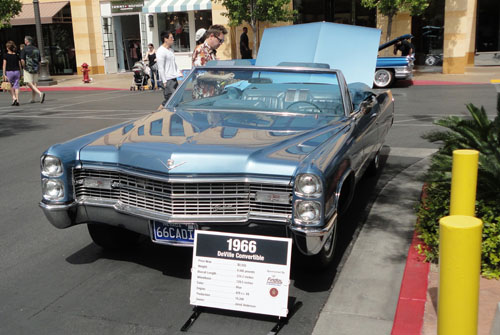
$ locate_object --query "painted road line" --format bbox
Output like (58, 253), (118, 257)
(37, 109), (154, 115)
(390, 147), (437, 158)
(392, 124), (438, 127)
(0, 114), (136, 120)
(45, 91), (150, 110)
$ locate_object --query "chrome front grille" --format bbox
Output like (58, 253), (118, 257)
(73, 168), (292, 221)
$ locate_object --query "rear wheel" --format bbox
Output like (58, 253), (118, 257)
(425, 55), (437, 66)
(373, 69), (395, 88)
(87, 224), (141, 250)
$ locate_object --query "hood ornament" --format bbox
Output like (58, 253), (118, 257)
(159, 159), (186, 171)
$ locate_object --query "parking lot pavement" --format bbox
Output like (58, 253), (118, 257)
(1, 81), (499, 335)
(0, 89), (162, 120)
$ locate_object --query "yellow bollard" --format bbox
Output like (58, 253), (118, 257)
(450, 149), (479, 216)
(438, 215), (482, 335)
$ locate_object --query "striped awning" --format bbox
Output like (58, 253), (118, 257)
(142, 0), (211, 13)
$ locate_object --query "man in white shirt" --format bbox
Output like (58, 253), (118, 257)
(156, 30), (179, 106)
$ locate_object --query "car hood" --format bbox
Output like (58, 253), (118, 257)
(256, 22), (381, 87)
(378, 34), (413, 51)
(79, 109), (348, 176)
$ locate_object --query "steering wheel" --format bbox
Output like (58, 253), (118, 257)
(224, 87), (242, 99)
(286, 101), (322, 113)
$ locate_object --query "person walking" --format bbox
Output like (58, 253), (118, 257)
(2, 41), (22, 106)
(156, 31), (180, 106)
(144, 43), (160, 90)
(20, 36), (45, 103)
(240, 27), (252, 59)
(191, 25), (228, 67)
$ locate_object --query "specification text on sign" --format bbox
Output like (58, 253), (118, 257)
(190, 231), (292, 317)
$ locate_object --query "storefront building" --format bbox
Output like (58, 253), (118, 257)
(3, 0), (106, 75)
(7, 0), (495, 76)
(141, 0), (213, 69)
(294, 0), (499, 73)
(98, 0), (214, 73)
(1, 0), (77, 75)
(99, 0), (144, 73)
(375, 0), (499, 73)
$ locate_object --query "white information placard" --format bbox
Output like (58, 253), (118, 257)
(190, 231), (292, 317)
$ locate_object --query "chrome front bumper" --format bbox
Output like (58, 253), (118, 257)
(40, 200), (336, 256)
(290, 213), (337, 255)
(394, 66), (413, 80)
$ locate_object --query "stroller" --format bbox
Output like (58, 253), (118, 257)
(130, 61), (150, 91)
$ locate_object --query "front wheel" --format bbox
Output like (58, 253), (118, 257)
(366, 150), (381, 177)
(87, 224), (141, 250)
(311, 218), (338, 268)
(373, 69), (395, 88)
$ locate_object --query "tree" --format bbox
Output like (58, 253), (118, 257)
(0, 0), (22, 29)
(214, 0), (297, 58)
(361, 0), (429, 42)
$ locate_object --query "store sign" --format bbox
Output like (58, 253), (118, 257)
(190, 231), (292, 317)
(111, 0), (144, 13)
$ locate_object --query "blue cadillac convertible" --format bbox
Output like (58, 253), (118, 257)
(39, 23), (394, 267)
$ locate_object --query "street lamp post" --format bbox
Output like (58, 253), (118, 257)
(32, 0), (56, 85)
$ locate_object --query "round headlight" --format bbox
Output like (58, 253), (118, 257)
(42, 179), (65, 201)
(41, 155), (63, 177)
(295, 174), (322, 197)
(296, 201), (321, 223)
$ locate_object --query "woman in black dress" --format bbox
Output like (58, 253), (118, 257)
(2, 41), (22, 106)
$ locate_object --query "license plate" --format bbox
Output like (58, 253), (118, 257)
(151, 221), (196, 244)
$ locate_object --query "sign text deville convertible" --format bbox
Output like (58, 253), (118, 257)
(190, 231), (292, 317)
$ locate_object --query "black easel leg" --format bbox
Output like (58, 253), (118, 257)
(180, 306), (202, 332)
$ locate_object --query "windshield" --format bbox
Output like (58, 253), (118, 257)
(169, 68), (344, 116)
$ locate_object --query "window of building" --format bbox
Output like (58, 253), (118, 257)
(476, 0), (499, 52)
(411, 0), (444, 66)
(293, 0), (375, 27)
(102, 17), (115, 58)
(194, 10), (212, 33)
(159, 12), (190, 52)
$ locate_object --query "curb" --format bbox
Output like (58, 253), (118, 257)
(412, 80), (485, 86)
(492, 303), (500, 335)
(391, 231), (430, 334)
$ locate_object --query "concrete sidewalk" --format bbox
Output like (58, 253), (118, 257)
(48, 72), (133, 90)
(313, 156), (431, 335)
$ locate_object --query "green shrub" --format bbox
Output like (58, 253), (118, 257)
(416, 184), (500, 279)
(417, 103), (500, 279)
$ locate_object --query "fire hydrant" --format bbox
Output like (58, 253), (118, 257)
(81, 63), (90, 83)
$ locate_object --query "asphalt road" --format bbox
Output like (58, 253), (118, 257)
(0, 84), (497, 335)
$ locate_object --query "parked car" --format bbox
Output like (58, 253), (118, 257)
(39, 23), (394, 267)
(375, 34), (415, 88)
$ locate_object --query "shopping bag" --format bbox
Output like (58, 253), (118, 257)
(1, 80), (11, 91)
